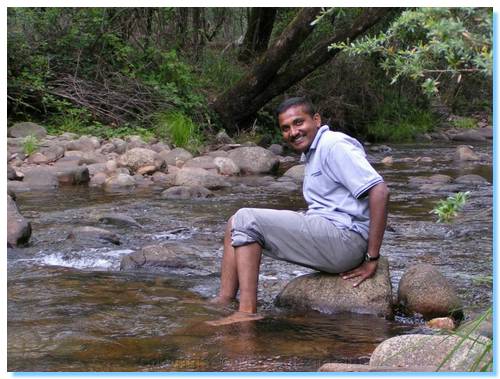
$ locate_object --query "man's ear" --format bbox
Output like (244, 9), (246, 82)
(313, 113), (321, 127)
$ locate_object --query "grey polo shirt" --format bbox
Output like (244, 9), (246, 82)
(300, 125), (383, 240)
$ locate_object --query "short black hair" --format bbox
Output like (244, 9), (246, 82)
(275, 97), (316, 118)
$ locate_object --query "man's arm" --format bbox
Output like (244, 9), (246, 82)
(341, 182), (389, 287)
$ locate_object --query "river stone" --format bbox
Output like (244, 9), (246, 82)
(454, 174), (489, 185)
(227, 146), (280, 174)
(8, 122), (47, 139)
(104, 174), (136, 192)
(268, 144), (284, 156)
(369, 334), (492, 371)
(66, 136), (99, 152)
(40, 144), (65, 162)
(318, 363), (436, 372)
(120, 244), (199, 271)
(110, 138), (128, 154)
(150, 142), (171, 153)
(90, 172), (108, 187)
(206, 150), (228, 158)
(160, 147), (193, 166)
(55, 165), (90, 185)
(100, 143), (116, 154)
(175, 167), (230, 189)
(381, 156), (394, 165)
(213, 157), (240, 175)
(454, 145), (480, 161)
(282, 164), (305, 183)
(268, 181), (299, 192)
(22, 167), (59, 190)
(275, 257), (392, 317)
(215, 130), (234, 145)
(98, 213), (143, 229)
(27, 152), (50, 164)
(477, 127), (493, 139)
(118, 148), (166, 173)
(7, 165), (22, 180)
(397, 263), (463, 320)
(68, 226), (120, 245)
(125, 135), (147, 149)
(449, 130), (486, 142)
(151, 172), (177, 188)
(87, 163), (108, 176)
(161, 185), (214, 200)
(7, 195), (32, 247)
(183, 156), (217, 170)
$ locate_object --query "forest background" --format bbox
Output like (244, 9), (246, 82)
(7, 7), (493, 151)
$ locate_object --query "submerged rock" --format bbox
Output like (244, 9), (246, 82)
(454, 145), (480, 161)
(120, 244), (199, 271)
(67, 226), (121, 245)
(7, 195), (32, 247)
(161, 185), (214, 200)
(275, 257), (393, 317)
(369, 334), (492, 371)
(397, 263), (463, 320)
(98, 213), (143, 229)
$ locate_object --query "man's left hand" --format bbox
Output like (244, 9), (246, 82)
(340, 260), (378, 287)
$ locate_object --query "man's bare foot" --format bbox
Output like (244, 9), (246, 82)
(205, 311), (263, 326)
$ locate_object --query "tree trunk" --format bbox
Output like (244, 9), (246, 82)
(212, 8), (393, 133)
(238, 8), (277, 63)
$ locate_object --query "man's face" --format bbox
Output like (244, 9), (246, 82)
(278, 105), (321, 153)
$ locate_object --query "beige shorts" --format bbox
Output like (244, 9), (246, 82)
(231, 208), (367, 273)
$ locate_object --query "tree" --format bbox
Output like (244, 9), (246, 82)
(238, 8), (277, 63)
(211, 8), (393, 133)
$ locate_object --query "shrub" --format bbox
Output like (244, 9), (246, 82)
(22, 135), (39, 155)
(153, 111), (203, 152)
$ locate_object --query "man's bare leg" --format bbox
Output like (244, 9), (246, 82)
(210, 217), (239, 306)
(206, 242), (264, 326)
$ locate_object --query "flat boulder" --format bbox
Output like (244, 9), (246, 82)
(275, 257), (392, 317)
(120, 244), (199, 271)
(160, 147), (193, 166)
(104, 174), (136, 192)
(160, 185), (213, 200)
(227, 146), (279, 174)
(449, 129), (486, 142)
(397, 263), (463, 320)
(369, 334), (492, 371)
(454, 145), (480, 161)
(8, 122), (47, 139)
(7, 195), (32, 247)
(97, 213), (143, 229)
(67, 226), (120, 245)
(66, 136), (100, 152)
(22, 167), (59, 190)
(454, 174), (490, 185)
(183, 156), (217, 170)
(175, 167), (230, 189)
(54, 165), (90, 185)
(282, 164), (305, 183)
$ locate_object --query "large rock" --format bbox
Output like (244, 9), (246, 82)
(151, 172), (177, 188)
(117, 147), (166, 174)
(120, 244), (199, 271)
(104, 174), (136, 192)
(39, 144), (65, 162)
(160, 185), (213, 200)
(66, 136), (100, 152)
(183, 156), (217, 170)
(53, 164), (90, 185)
(215, 130), (234, 145)
(22, 167), (59, 190)
(110, 138), (128, 154)
(8, 122), (47, 139)
(282, 164), (305, 183)
(369, 334), (492, 371)
(160, 147), (193, 166)
(175, 167), (230, 189)
(213, 157), (240, 176)
(454, 145), (480, 161)
(67, 226), (120, 245)
(454, 174), (490, 185)
(227, 146), (279, 174)
(449, 130), (486, 142)
(275, 257), (393, 317)
(397, 264), (463, 320)
(7, 195), (32, 247)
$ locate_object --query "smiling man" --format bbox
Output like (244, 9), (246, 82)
(207, 97), (389, 326)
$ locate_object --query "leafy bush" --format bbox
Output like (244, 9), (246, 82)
(431, 191), (470, 223)
(452, 117), (477, 129)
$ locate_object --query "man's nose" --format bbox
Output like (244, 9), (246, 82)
(290, 126), (300, 136)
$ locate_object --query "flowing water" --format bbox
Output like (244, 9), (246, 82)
(7, 141), (493, 372)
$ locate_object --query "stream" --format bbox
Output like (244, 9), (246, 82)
(7, 141), (493, 372)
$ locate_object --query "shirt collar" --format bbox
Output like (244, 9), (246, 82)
(300, 125), (329, 162)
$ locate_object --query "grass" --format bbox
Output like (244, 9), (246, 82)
(430, 191), (470, 223)
(22, 135), (39, 155)
(452, 117), (478, 129)
(153, 110), (203, 152)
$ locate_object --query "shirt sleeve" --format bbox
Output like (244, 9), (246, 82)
(324, 138), (383, 199)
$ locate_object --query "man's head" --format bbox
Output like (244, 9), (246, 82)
(276, 97), (321, 153)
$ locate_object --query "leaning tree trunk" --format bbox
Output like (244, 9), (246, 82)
(212, 8), (393, 133)
(238, 7), (277, 63)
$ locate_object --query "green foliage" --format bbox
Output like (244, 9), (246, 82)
(153, 111), (203, 152)
(200, 49), (245, 93)
(452, 117), (477, 129)
(367, 93), (435, 142)
(431, 191), (470, 223)
(331, 8), (492, 97)
(22, 135), (39, 156)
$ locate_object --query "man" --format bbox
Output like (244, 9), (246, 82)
(208, 97), (389, 326)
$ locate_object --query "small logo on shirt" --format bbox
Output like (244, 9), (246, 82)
(311, 170), (322, 177)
